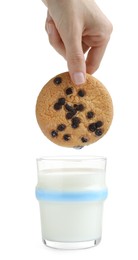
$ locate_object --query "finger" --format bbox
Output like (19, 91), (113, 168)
(64, 33), (86, 85)
(86, 43), (108, 74)
(82, 41), (90, 54)
(46, 20), (66, 58)
(46, 10), (52, 22)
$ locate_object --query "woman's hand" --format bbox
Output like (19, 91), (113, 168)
(45, 0), (113, 84)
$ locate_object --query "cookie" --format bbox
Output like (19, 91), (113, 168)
(36, 72), (113, 148)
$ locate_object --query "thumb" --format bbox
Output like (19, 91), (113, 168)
(65, 36), (86, 85)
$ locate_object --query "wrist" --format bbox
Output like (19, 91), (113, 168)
(43, 0), (68, 8)
(42, 0), (48, 7)
(43, 0), (57, 7)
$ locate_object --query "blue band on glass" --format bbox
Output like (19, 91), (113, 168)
(35, 188), (108, 202)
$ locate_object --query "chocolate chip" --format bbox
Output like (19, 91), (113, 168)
(71, 124), (79, 129)
(54, 77), (62, 85)
(72, 124), (79, 129)
(72, 117), (81, 124)
(65, 105), (77, 119)
(87, 111), (94, 119)
(63, 134), (71, 141)
(65, 104), (75, 112)
(54, 103), (62, 110)
(75, 104), (84, 111)
(71, 117), (81, 128)
(57, 124), (66, 131)
(74, 146), (83, 149)
(66, 112), (74, 119)
(88, 123), (96, 132)
(58, 98), (65, 105)
(51, 130), (58, 137)
(95, 129), (103, 136)
(66, 87), (73, 95)
(95, 121), (103, 128)
(78, 89), (85, 97)
(81, 137), (88, 143)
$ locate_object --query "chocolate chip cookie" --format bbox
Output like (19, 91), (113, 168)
(36, 72), (113, 148)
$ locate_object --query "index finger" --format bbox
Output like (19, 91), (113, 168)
(86, 43), (108, 74)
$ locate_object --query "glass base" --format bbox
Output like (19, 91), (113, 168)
(43, 238), (101, 250)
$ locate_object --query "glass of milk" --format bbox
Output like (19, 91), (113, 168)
(35, 156), (108, 250)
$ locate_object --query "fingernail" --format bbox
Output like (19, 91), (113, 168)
(73, 72), (85, 85)
(46, 23), (53, 34)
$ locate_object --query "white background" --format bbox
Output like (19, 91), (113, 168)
(0, 0), (138, 259)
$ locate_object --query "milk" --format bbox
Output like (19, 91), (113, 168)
(36, 168), (107, 245)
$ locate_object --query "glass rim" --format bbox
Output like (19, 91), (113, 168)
(36, 155), (107, 162)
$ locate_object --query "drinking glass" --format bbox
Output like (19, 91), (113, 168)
(36, 156), (107, 250)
